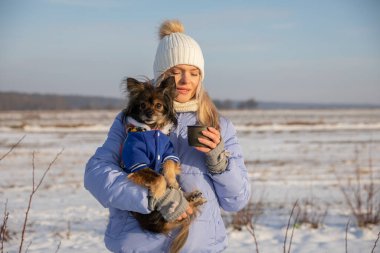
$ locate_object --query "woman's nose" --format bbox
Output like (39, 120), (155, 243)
(179, 72), (189, 84)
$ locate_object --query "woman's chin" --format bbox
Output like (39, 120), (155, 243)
(175, 95), (192, 103)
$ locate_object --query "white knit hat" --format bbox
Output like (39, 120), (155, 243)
(153, 20), (204, 81)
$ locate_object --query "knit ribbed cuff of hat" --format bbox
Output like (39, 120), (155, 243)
(149, 188), (189, 222)
(205, 140), (229, 175)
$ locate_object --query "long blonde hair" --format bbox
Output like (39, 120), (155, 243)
(196, 81), (220, 130)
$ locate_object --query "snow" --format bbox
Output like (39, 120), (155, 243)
(0, 109), (379, 253)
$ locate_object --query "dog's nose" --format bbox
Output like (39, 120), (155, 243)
(146, 109), (154, 118)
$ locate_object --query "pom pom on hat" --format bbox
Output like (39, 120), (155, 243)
(158, 19), (184, 39)
(153, 19), (205, 81)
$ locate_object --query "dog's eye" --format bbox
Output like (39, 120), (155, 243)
(140, 103), (146, 109)
(155, 103), (162, 110)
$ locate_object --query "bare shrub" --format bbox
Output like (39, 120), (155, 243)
(222, 197), (263, 253)
(335, 145), (380, 227)
(225, 195), (264, 232)
(297, 198), (328, 229)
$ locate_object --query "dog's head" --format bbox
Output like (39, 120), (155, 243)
(123, 76), (177, 129)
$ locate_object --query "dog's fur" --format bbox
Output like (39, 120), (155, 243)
(122, 76), (206, 253)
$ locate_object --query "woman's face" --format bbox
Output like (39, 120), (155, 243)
(169, 64), (201, 103)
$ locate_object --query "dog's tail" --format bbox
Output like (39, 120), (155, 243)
(169, 218), (191, 253)
(170, 190), (207, 253)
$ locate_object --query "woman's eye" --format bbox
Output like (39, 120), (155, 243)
(156, 103), (162, 109)
(171, 69), (181, 75)
(191, 72), (199, 77)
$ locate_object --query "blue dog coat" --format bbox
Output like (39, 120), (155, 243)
(121, 117), (179, 173)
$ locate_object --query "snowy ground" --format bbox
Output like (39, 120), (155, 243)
(0, 109), (379, 253)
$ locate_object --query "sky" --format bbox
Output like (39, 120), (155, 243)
(0, 0), (379, 105)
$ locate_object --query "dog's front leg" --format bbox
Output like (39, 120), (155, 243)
(162, 160), (181, 189)
(128, 168), (167, 199)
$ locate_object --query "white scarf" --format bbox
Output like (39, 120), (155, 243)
(174, 100), (198, 112)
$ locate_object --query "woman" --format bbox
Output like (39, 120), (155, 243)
(84, 19), (251, 253)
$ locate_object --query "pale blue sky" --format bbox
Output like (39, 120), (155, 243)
(0, 0), (379, 104)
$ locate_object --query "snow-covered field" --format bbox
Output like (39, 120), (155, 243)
(0, 109), (379, 253)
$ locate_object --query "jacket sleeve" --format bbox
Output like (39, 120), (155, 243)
(84, 112), (150, 214)
(209, 118), (251, 212)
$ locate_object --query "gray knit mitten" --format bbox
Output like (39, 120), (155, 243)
(205, 140), (229, 175)
(148, 188), (189, 221)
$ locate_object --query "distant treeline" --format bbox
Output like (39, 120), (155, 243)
(0, 91), (259, 111)
(0, 91), (378, 111)
(0, 92), (125, 111)
(214, 98), (258, 109)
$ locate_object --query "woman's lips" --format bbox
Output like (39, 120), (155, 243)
(177, 88), (189, 95)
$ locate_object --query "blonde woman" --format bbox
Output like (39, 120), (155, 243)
(84, 19), (251, 252)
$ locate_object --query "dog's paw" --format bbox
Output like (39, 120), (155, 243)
(186, 190), (202, 200)
(186, 190), (207, 206)
(167, 180), (180, 190)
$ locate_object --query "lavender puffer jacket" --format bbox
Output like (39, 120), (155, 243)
(84, 111), (251, 253)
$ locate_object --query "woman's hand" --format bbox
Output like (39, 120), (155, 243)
(176, 206), (194, 221)
(194, 127), (221, 153)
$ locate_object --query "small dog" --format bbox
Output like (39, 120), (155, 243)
(120, 76), (206, 253)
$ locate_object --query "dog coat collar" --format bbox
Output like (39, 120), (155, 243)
(126, 116), (173, 135)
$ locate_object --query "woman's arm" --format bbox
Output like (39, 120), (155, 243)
(84, 112), (150, 214)
(207, 118), (251, 212)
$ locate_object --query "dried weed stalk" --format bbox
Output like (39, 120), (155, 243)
(247, 220), (259, 253)
(371, 231), (380, 253)
(345, 220), (350, 253)
(224, 197), (263, 253)
(1, 200), (10, 253)
(18, 149), (64, 253)
(0, 135), (26, 161)
(283, 200), (300, 253)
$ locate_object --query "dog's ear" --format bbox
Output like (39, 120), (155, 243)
(124, 78), (145, 98)
(158, 76), (178, 126)
(158, 76), (177, 98)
